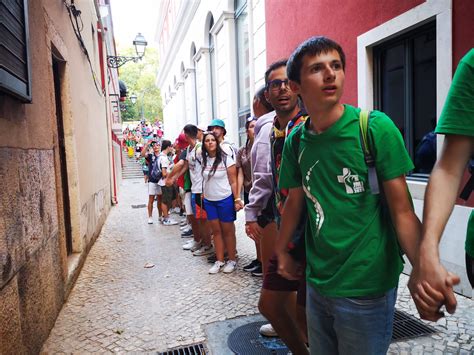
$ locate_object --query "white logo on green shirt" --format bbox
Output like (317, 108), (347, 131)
(302, 160), (324, 236)
(337, 168), (365, 194)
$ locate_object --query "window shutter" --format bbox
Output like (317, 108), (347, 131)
(0, 0), (32, 102)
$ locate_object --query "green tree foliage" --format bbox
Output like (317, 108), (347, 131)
(118, 46), (163, 123)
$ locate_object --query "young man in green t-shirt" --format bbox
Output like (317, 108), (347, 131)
(276, 36), (421, 354)
(408, 49), (474, 322)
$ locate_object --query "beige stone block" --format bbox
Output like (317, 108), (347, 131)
(0, 277), (26, 354)
(18, 235), (64, 354)
(0, 149), (24, 289)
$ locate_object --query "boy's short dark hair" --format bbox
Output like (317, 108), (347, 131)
(287, 36), (346, 84)
(161, 139), (172, 151)
(264, 59), (288, 88)
(183, 124), (198, 139)
(254, 85), (273, 112)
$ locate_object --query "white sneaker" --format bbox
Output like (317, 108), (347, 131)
(193, 245), (215, 256)
(182, 240), (200, 250)
(180, 220), (188, 227)
(208, 261), (225, 274)
(180, 224), (191, 231)
(190, 241), (203, 252)
(147, 217), (153, 224)
(163, 218), (178, 226)
(259, 323), (278, 337)
(223, 260), (237, 273)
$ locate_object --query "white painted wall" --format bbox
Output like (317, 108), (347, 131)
(357, 0), (472, 297)
(156, 0), (267, 145)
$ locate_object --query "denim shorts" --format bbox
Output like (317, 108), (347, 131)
(203, 195), (236, 222)
(306, 285), (397, 355)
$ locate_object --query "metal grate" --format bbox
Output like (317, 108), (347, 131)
(392, 309), (437, 341)
(228, 321), (289, 354)
(131, 204), (147, 209)
(159, 343), (207, 355)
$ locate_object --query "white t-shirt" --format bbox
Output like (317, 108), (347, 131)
(202, 154), (235, 201)
(158, 153), (170, 186)
(220, 140), (236, 161)
(186, 143), (203, 193)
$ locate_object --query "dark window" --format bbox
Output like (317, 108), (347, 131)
(374, 22), (436, 178)
(0, 0), (32, 102)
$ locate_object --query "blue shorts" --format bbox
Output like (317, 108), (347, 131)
(203, 195), (236, 222)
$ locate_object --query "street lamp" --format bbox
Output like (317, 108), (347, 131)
(129, 93), (145, 119)
(107, 33), (148, 68)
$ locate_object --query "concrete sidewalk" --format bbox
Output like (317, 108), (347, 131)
(42, 178), (474, 353)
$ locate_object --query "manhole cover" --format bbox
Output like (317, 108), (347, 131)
(392, 309), (437, 341)
(131, 204), (147, 209)
(227, 321), (289, 354)
(159, 342), (207, 354)
(227, 310), (436, 354)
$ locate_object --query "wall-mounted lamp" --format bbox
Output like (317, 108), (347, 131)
(107, 33), (148, 68)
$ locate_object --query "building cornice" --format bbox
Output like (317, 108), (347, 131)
(154, 0), (169, 43)
(183, 67), (195, 79)
(193, 47), (209, 62)
(156, 0), (201, 88)
(210, 11), (234, 35)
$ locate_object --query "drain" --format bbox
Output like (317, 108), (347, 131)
(227, 321), (288, 354)
(159, 343), (207, 354)
(131, 204), (147, 209)
(392, 309), (437, 341)
(227, 310), (436, 354)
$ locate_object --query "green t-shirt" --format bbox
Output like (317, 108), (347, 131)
(184, 171), (192, 191)
(435, 49), (474, 256)
(279, 104), (414, 297)
(467, 211), (474, 258)
(436, 49), (474, 137)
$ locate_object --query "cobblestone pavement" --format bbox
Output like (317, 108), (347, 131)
(42, 179), (473, 354)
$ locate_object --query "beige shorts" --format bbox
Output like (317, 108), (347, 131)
(148, 182), (162, 196)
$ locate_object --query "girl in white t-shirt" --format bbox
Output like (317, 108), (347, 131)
(201, 132), (241, 274)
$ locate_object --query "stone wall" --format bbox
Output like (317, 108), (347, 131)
(0, 148), (65, 353)
(0, 0), (113, 352)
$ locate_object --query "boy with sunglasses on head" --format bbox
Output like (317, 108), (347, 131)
(245, 60), (308, 354)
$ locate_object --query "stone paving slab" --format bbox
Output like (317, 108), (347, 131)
(41, 178), (474, 354)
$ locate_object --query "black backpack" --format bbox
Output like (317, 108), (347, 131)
(149, 155), (163, 183)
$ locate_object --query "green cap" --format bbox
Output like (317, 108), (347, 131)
(208, 119), (226, 133)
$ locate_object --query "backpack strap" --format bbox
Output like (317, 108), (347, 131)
(359, 110), (380, 195)
(460, 159), (474, 201)
(292, 124), (304, 162)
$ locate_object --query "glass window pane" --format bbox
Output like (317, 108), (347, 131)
(413, 29), (436, 174)
(236, 9), (250, 112)
(380, 44), (405, 138)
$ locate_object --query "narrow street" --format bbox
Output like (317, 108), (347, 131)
(41, 179), (474, 354)
(41, 178), (261, 353)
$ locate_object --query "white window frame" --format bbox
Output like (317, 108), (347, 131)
(357, 0), (452, 199)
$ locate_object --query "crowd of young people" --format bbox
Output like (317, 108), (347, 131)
(137, 36), (473, 355)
